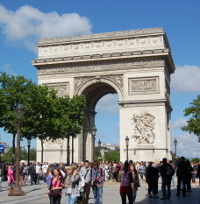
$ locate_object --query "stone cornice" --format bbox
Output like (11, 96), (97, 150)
(38, 27), (165, 45)
(118, 99), (171, 108)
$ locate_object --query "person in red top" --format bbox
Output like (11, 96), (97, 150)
(46, 167), (63, 204)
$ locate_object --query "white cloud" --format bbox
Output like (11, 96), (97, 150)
(172, 133), (200, 159)
(171, 65), (200, 93)
(172, 117), (187, 129)
(0, 4), (92, 52)
(0, 63), (17, 76)
(96, 94), (119, 114)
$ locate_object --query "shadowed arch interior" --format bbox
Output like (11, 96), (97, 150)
(82, 82), (117, 109)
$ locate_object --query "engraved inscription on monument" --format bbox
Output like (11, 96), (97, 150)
(129, 77), (159, 94)
(132, 113), (156, 144)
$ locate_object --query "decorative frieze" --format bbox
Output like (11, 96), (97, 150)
(132, 113), (156, 144)
(43, 82), (69, 97)
(129, 77), (159, 94)
(38, 59), (165, 75)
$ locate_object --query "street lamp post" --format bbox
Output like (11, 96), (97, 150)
(91, 126), (97, 161)
(98, 139), (102, 161)
(8, 102), (26, 196)
(125, 136), (129, 161)
(27, 135), (31, 166)
(174, 138), (177, 156)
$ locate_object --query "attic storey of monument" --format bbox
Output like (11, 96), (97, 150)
(32, 27), (175, 163)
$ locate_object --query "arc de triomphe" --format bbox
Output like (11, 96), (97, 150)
(32, 27), (175, 163)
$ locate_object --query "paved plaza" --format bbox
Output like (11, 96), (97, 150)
(0, 180), (200, 204)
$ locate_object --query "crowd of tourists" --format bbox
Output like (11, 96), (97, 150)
(0, 157), (200, 204)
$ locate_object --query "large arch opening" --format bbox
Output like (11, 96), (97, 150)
(80, 81), (120, 161)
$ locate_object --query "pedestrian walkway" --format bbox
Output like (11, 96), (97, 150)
(0, 180), (199, 204)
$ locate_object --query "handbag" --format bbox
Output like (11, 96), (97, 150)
(91, 180), (98, 190)
(134, 181), (140, 188)
(51, 190), (61, 198)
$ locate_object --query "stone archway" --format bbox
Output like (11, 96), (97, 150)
(32, 27), (175, 163)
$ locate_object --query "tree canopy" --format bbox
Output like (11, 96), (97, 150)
(0, 72), (86, 151)
(181, 95), (200, 142)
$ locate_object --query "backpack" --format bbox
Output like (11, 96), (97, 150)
(121, 171), (131, 187)
(166, 166), (173, 176)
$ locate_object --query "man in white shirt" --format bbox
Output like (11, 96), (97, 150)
(42, 162), (48, 183)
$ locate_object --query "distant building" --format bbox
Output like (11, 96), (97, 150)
(95, 143), (120, 158)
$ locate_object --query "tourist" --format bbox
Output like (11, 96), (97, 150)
(42, 162), (48, 183)
(186, 161), (192, 192)
(91, 161), (105, 204)
(191, 162), (197, 183)
(46, 167), (63, 204)
(160, 158), (174, 200)
(129, 164), (140, 204)
(64, 164), (84, 204)
(80, 160), (91, 204)
(146, 162), (159, 198)
(176, 156), (187, 197)
(28, 162), (37, 185)
(196, 163), (200, 187)
(36, 162), (42, 184)
(119, 160), (133, 204)
(7, 164), (15, 191)
(19, 162), (25, 186)
(138, 162), (145, 180)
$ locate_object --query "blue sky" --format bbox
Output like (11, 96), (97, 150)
(0, 0), (200, 159)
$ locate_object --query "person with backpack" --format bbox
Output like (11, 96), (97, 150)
(90, 161), (105, 204)
(80, 160), (91, 204)
(160, 158), (175, 200)
(119, 160), (133, 204)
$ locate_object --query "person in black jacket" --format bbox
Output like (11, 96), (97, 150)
(197, 163), (200, 187)
(160, 158), (174, 200)
(176, 156), (187, 197)
(146, 162), (159, 199)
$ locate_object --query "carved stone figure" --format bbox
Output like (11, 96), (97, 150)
(44, 83), (69, 97)
(132, 113), (156, 144)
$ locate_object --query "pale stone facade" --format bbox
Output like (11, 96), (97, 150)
(32, 27), (175, 163)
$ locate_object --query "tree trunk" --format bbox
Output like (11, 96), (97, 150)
(67, 136), (70, 165)
(71, 137), (74, 164)
(12, 133), (16, 164)
(41, 139), (44, 163)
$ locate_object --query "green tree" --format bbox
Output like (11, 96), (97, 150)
(30, 148), (36, 161)
(0, 72), (86, 164)
(191, 157), (200, 163)
(94, 147), (102, 161)
(181, 95), (200, 142)
(104, 150), (120, 162)
(2, 147), (27, 163)
(0, 72), (35, 163)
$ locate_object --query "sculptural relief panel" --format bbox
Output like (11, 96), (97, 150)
(44, 82), (69, 97)
(129, 77), (159, 95)
(132, 113), (156, 145)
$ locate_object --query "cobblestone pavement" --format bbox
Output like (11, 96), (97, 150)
(0, 179), (199, 204)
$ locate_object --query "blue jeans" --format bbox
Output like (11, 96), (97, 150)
(93, 187), (103, 204)
(171, 175), (175, 186)
(162, 179), (171, 198)
(66, 195), (78, 204)
(191, 172), (196, 183)
(132, 191), (137, 202)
